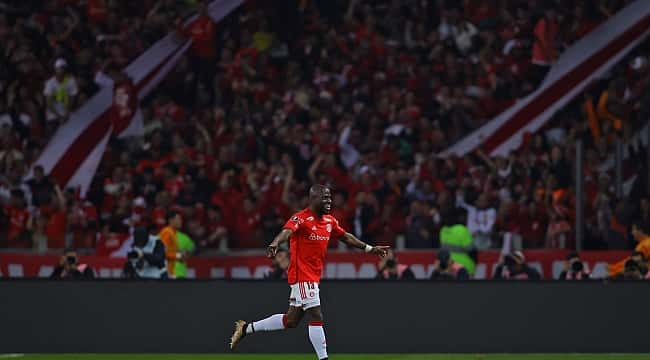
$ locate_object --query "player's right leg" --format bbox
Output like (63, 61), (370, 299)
(306, 306), (328, 360)
(229, 306), (303, 350)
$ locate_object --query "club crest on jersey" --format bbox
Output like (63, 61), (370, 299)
(326, 224), (332, 233)
(291, 215), (303, 224)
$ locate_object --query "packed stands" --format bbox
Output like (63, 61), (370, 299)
(1, 0), (648, 257)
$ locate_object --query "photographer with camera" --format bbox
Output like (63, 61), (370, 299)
(609, 222), (650, 278)
(264, 248), (290, 280)
(123, 227), (167, 279)
(494, 251), (541, 280)
(49, 248), (95, 279)
(376, 249), (415, 280)
(620, 258), (644, 280)
(558, 252), (590, 280)
(430, 249), (470, 280)
(611, 252), (648, 280)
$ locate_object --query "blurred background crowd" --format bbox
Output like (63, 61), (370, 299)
(1, 0), (649, 265)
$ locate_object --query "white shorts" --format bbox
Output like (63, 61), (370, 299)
(289, 282), (321, 310)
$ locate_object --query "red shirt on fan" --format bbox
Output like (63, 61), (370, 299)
(179, 14), (216, 59)
(5, 205), (29, 245)
(282, 208), (346, 284)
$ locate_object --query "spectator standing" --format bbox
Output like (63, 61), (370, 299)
(458, 192), (496, 250)
(405, 200), (435, 248)
(177, 0), (217, 102)
(43, 58), (78, 124)
(41, 183), (68, 250)
(2, 189), (30, 248)
(25, 165), (54, 207)
(532, 7), (559, 84)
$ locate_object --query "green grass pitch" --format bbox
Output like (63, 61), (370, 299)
(4, 355), (650, 360)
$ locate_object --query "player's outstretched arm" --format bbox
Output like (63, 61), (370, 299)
(340, 232), (389, 257)
(267, 229), (292, 258)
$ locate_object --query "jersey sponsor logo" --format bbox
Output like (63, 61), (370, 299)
(309, 233), (330, 241)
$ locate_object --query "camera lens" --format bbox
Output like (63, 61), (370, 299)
(571, 261), (584, 273)
(66, 256), (77, 265)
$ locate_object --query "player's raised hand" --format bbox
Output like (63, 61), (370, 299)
(267, 244), (279, 258)
(370, 246), (390, 258)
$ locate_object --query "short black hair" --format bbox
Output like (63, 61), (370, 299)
(166, 210), (180, 223)
(133, 227), (149, 245)
(624, 259), (640, 271)
(309, 184), (329, 198)
(567, 252), (579, 260)
(63, 247), (76, 254)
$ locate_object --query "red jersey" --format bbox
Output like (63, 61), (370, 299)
(283, 208), (346, 284)
(5, 205), (29, 244)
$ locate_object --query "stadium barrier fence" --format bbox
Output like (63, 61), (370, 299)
(0, 280), (647, 353)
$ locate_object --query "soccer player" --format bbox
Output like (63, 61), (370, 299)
(229, 185), (389, 359)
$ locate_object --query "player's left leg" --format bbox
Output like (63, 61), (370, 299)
(305, 306), (328, 360)
(229, 306), (304, 350)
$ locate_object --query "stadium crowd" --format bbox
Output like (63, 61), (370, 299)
(1, 0), (649, 259)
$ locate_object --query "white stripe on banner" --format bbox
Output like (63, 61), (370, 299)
(441, 1), (650, 157)
(136, 41), (192, 101)
(28, 86), (113, 177)
(66, 126), (113, 197)
(26, 0), (244, 193)
(492, 21), (650, 157)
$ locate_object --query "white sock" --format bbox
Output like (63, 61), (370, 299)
(247, 314), (286, 334)
(308, 322), (327, 359)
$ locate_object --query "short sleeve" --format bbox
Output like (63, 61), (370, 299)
(43, 79), (54, 96)
(283, 213), (304, 232)
(331, 218), (346, 237)
(68, 77), (79, 96)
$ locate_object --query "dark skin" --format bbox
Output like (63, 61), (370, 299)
(267, 185), (389, 327)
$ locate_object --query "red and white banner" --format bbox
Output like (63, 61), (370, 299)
(442, 1), (650, 157)
(26, 0), (244, 197)
(0, 250), (630, 280)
